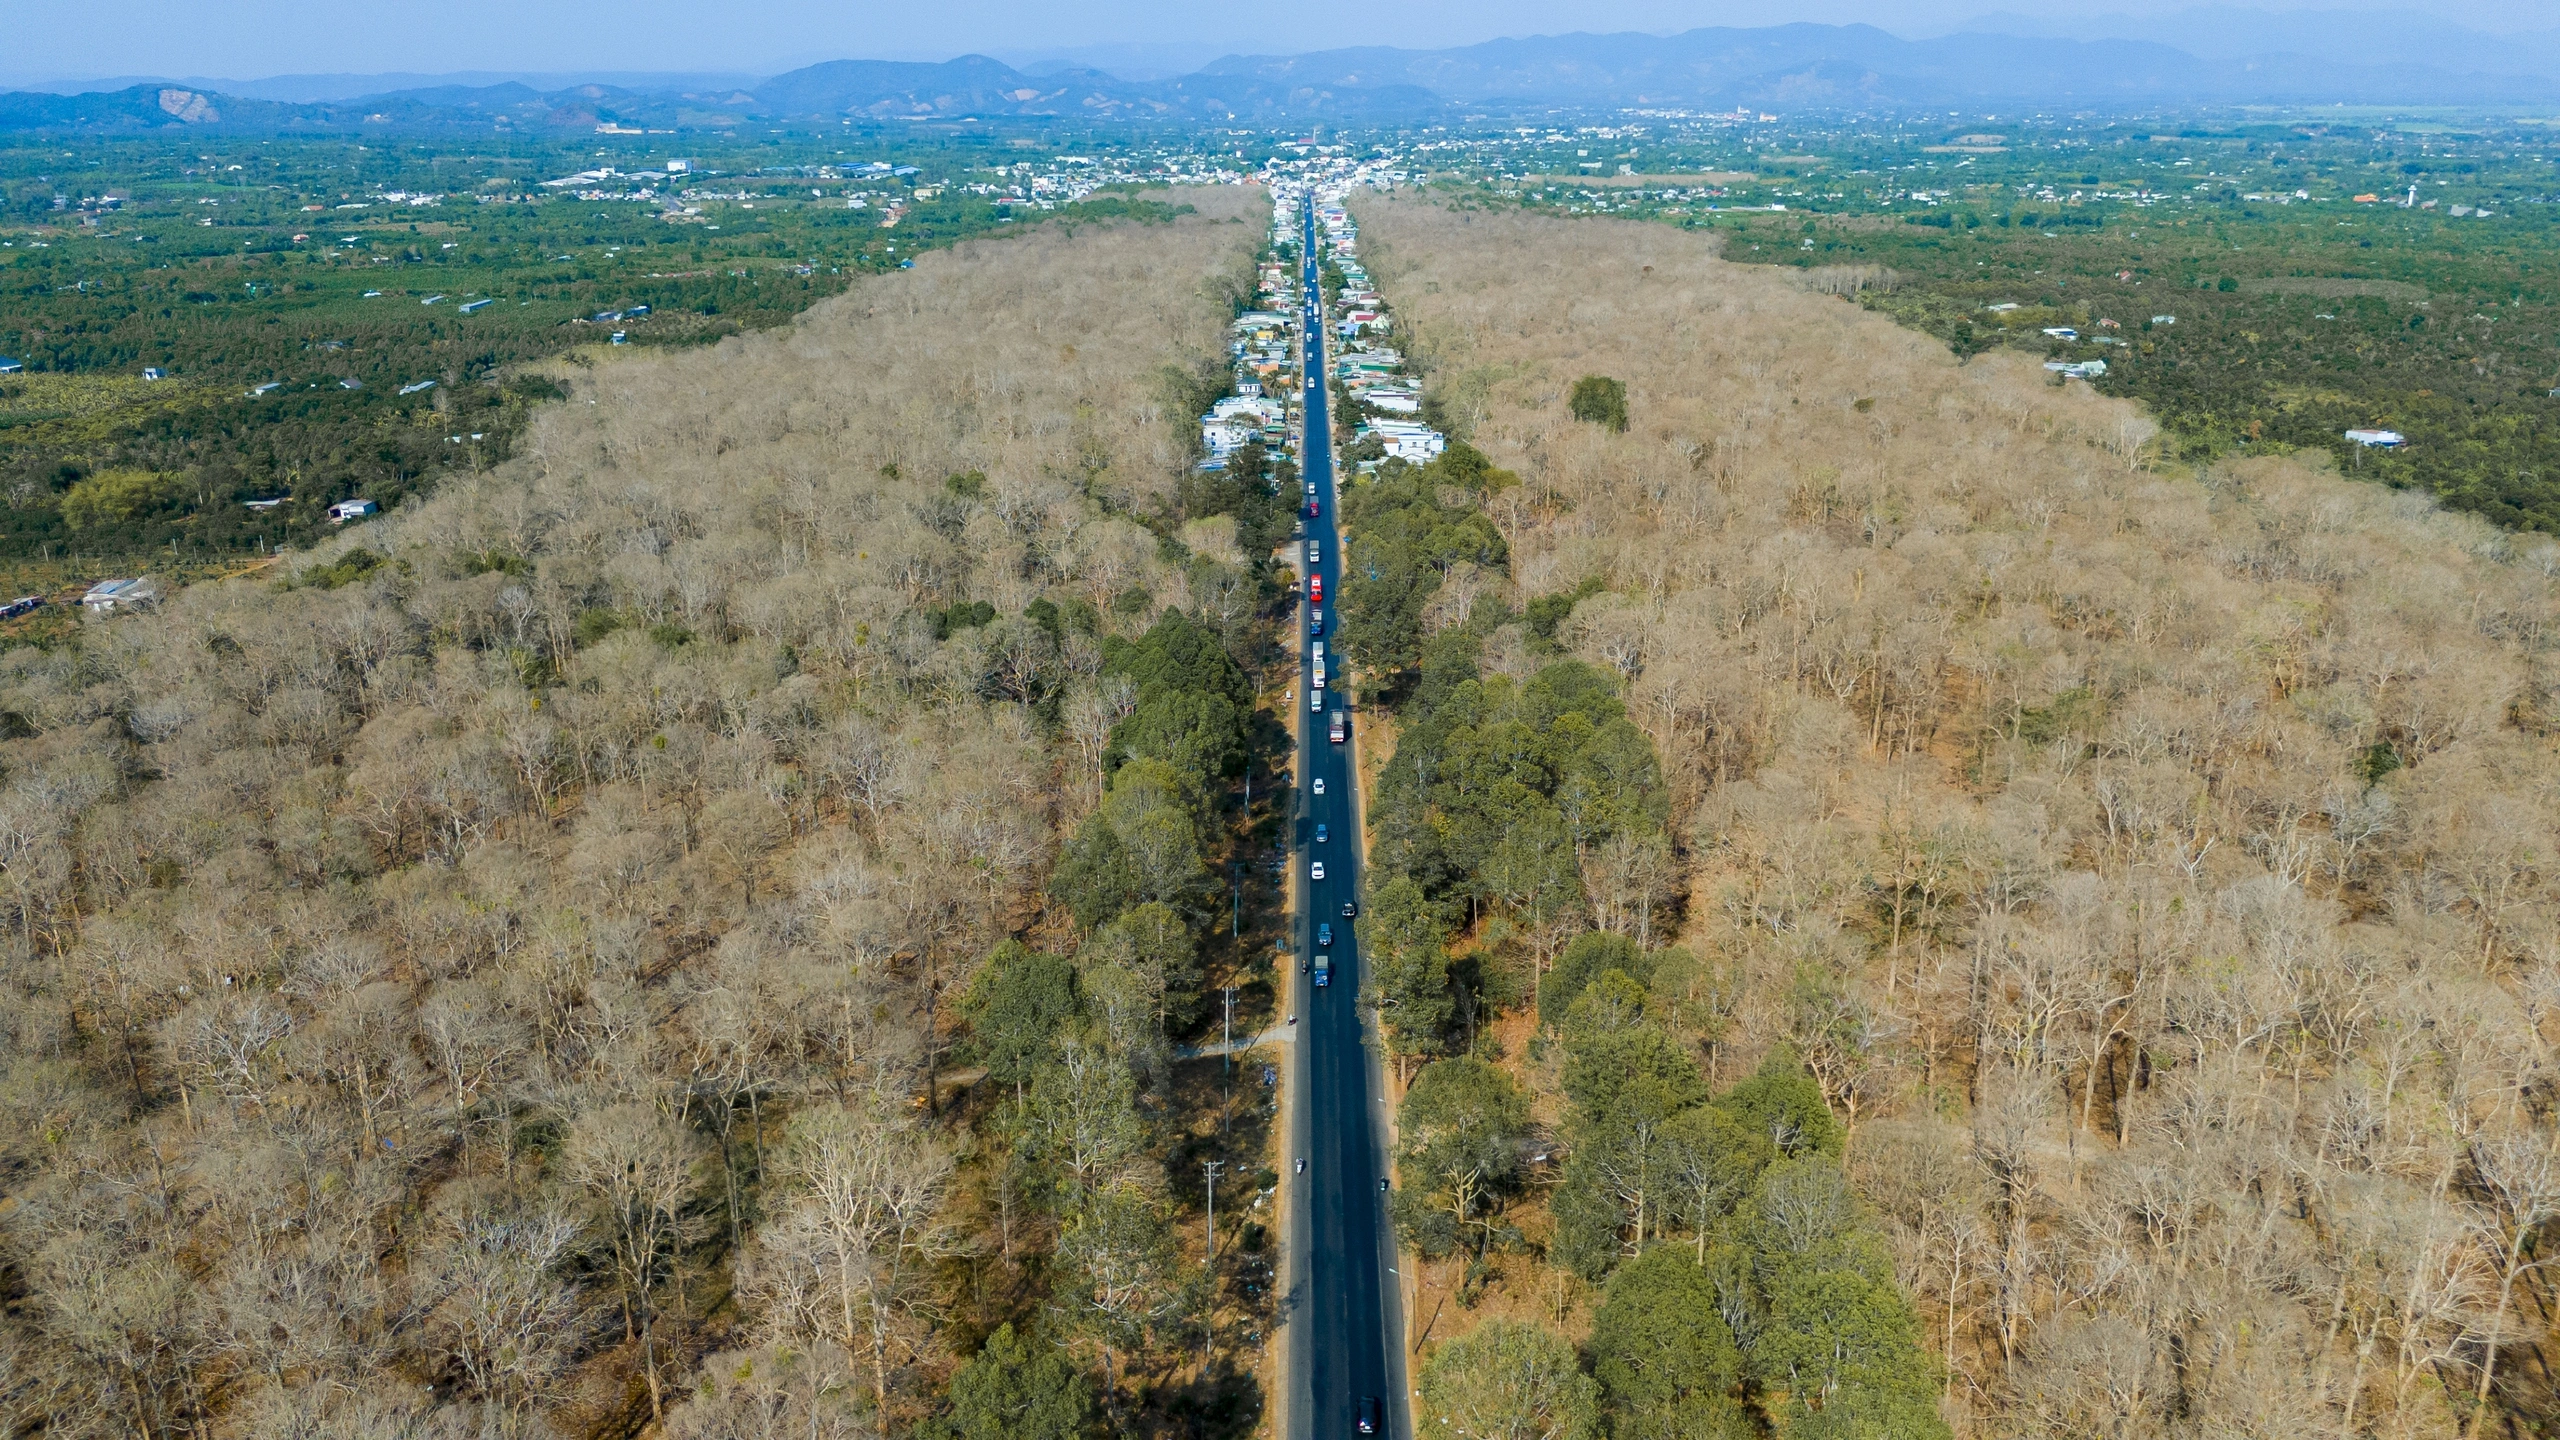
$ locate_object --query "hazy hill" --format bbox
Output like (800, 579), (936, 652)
(11, 14), (2560, 133)
(1198, 24), (2203, 107)
(1196, 21), (2560, 108)
(748, 54), (1439, 121)
(750, 54), (1132, 119)
(0, 54), (1443, 131)
(1957, 5), (2560, 77)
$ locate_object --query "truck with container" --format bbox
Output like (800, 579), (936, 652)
(1313, 952), (1332, 987)
(1329, 709), (1347, 744)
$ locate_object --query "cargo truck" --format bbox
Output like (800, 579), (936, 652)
(1329, 709), (1347, 744)
(1314, 952), (1332, 987)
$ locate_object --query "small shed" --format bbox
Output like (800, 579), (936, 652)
(327, 499), (379, 523)
(81, 577), (161, 614)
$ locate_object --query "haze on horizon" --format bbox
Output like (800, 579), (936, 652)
(6, 0), (2556, 92)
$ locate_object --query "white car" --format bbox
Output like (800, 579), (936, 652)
(1311, 861), (1326, 881)
(1313, 777), (1326, 795)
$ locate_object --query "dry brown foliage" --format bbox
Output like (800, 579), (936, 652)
(1363, 194), (2560, 1440)
(0, 186), (1265, 1439)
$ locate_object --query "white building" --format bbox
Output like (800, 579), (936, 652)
(1371, 421), (1445, 463)
(81, 577), (162, 614)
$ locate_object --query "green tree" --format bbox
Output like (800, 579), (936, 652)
(963, 941), (1079, 1105)
(1481, 804), (1584, 940)
(1539, 931), (1649, 1030)
(1053, 760), (1214, 932)
(1052, 816), (1143, 932)
(61, 468), (188, 529)
(1719, 1050), (1844, 1160)
(1082, 901), (1203, 1039)
(1659, 1104), (1773, 1261)
(1024, 1040), (1144, 1205)
(1364, 875), (1455, 1071)
(1418, 1318), (1599, 1440)
(1551, 1155), (1631, 1282)
(924, 1323), (1094, 1440)
(1588, 1247), (1751, 1440)
(1108, 687), (1246, 781)
(1754, 1242), (1945, 1440)
(1554, 976), (1708, 1277)
(1568, 375), (1628, 431)
(1396, 1056), (1532, 1257)
(1560, 1010), (1705, 1122)
(1053, 1181), (1186, 1409)
(1100, 611), (1252, 770)
(1337, 463), (1510, 681)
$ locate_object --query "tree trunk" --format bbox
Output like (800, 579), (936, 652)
(2471, 1244), (2525, 1440)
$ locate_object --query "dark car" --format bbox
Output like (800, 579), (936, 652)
(1317, 923), (1332, 946)
(1357, 1396), (1379, 1434)
(1342, 900), (1358, 918)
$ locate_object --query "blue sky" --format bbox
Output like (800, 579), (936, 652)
(3, 0), (2552, 90)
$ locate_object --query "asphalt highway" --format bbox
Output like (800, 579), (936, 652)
(1284, 195), (1405, 1440)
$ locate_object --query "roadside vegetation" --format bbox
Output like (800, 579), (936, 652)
(0, 186), (1297, 1440)
(1355, 191), (2560, 1440)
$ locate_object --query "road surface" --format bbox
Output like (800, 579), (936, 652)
(1284, 194), (1405, 1440)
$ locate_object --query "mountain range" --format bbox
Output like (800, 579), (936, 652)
(5, 17), (2556, 133)
(1946, 6), (2560, 78)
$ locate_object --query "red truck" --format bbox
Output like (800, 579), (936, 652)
(1328, 709), (1347, 744)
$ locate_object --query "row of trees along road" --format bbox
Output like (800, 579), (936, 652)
(1336, 430), (1946, 1439)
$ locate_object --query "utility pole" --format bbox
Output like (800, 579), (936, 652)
(1205, 1159), (1223, 1262)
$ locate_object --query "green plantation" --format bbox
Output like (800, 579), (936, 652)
(0, 131), (1171, 561)
(1752, 201), (2560, 531)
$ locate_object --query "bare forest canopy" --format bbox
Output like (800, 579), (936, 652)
(1354, 193), (2560, 1440)
(0, 183), (1289, 1440)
